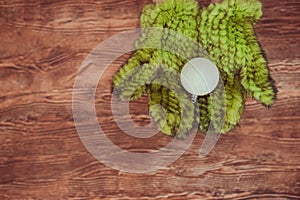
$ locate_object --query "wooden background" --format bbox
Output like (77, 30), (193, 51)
(0, 0), (299, 199)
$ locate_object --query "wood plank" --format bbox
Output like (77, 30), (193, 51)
(0, 0), (300, 199)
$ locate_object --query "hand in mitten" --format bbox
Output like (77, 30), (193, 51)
(199, 0), (276, 133)
(113, 0), (203, 138)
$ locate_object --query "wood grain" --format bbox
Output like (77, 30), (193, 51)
(0, 0), (300, 199)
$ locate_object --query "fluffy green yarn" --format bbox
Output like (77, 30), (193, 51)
(113, 0), (276, 137)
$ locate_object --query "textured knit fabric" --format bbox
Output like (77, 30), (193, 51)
(113, 0), (277, 137)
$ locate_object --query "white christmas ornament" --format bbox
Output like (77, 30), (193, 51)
(181, 57), (219, 101)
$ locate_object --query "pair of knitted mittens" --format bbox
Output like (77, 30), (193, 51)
(113, 0), (276, 138)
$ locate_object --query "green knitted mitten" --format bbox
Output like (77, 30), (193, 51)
(113, 0), (276, 137)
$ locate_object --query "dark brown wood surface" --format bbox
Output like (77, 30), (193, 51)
(0, 0), (299, 199)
